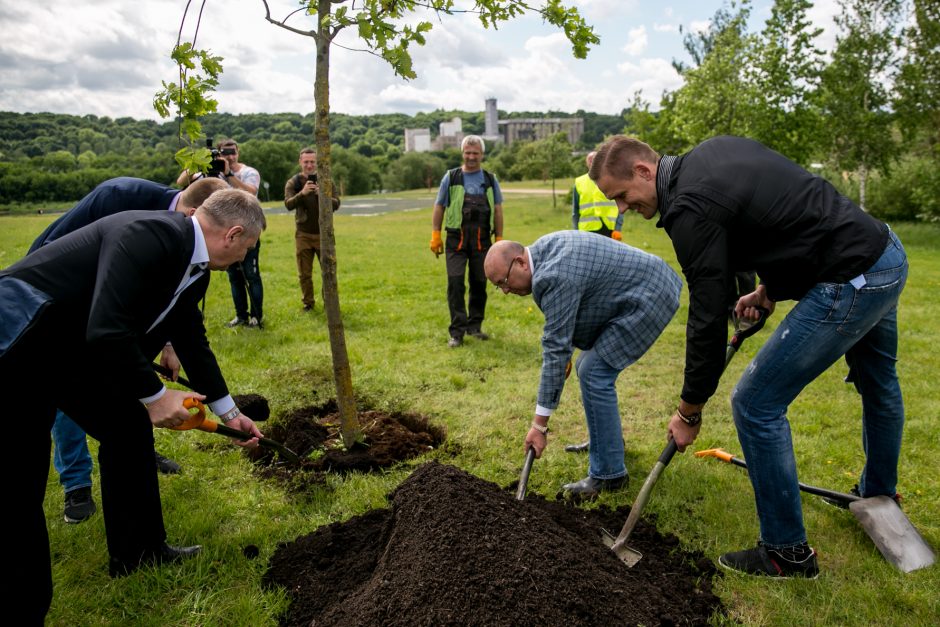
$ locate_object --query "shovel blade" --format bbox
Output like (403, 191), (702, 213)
(850, 496), (936, 573)
(601, 529), (643, 567)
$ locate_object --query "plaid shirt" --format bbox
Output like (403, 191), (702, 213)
(530, 230), (682, 409)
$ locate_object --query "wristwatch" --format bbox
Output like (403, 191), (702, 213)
(676, 407), (702, 427)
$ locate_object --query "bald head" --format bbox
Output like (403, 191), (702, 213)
(485, 240), (531, 296)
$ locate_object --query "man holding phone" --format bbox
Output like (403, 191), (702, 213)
(284, 147), (341, 312)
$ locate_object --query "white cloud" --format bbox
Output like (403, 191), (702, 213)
(623, 26), (649, 56)
(653, 23), (679, 33)
(616, 57), (683, 107)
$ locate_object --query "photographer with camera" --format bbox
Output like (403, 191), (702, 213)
(284, 148), (340, 312)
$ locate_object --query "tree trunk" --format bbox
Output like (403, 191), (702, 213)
(859, 164), (868, 212)
(316, 0), (360, 448)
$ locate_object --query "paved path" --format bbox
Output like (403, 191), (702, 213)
(265, 188), (561, 217)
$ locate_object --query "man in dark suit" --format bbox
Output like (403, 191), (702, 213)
(31, 176), (229, 524)
(1, 189), (266, 622)
(485, 231), (682, 498)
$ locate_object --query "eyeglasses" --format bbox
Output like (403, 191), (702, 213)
(494, 258), (516, 290)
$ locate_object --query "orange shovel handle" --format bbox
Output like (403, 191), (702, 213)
(694, 448), (735, 463)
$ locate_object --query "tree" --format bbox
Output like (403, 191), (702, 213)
(747, 0), (823, 165)
(816, 0), (902, 210)
(894, 0), (940, 149)
(669, 1), (757, 149)
(156, 0), (597, 448)
(385, 151), (447, 191)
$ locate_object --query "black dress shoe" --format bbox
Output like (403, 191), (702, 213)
(564, 440), (590, 453)
(155, 451), (182, 474)
(109, 542), (202, 578)
(562, 475), (628, 498)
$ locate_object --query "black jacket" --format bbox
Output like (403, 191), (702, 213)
(2, 210), (228, 402)
(658, 136), (888, 404)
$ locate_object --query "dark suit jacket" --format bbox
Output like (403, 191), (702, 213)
(2, 210), (227, 402)
(30, 177), (179, 252)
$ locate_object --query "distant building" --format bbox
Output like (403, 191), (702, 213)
(404, 128), (431, 153)
(432, 116), (464, 151)
(402, 100), (584, 152)
(498, 117), (584, 146)
(483, 98), (500, 145)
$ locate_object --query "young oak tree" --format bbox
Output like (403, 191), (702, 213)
(155, 0), (598, 447)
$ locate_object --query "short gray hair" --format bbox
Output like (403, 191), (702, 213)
(199, 189), (266, 237)
(461, 135), (485, 153)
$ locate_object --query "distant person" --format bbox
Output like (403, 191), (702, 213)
(485, 231), (681, 498)
(430, 135), (504, 347)
(572, 151), (623, 239)
(284, 148), (341, 312)
(30, 176), (228, 524)
(2, 189), (267, 622)
(179, 139), (264, 328)
(591, 134), (908, 578)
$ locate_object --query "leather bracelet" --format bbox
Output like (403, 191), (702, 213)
(530, 421), (549, 434)
(676, 407), (702, 427)
(220, 407), (241, 423)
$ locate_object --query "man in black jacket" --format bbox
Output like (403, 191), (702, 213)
(1, 189), (266, 622)
(591, 135), (909, 579)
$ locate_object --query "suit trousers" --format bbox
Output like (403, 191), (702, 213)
(5, 330), (166, 622)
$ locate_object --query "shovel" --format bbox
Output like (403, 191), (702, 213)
(603, 307), (770, 566)
(516, 447), (536, 501)
(695, 448), (936, 573)
(153, 363), (270, 421)
(174, 398), (301, 463)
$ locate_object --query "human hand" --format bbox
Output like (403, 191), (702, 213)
(430, 230), (443, 257)
(525, 428), (548, 458)
(734, 285), (775, 321)
(667, 412), (701, 452)
(159, 344), (181, 380)
(225, 414), (262, 449)
(146, 389), (206, 429)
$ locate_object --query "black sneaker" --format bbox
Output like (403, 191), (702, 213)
(719, 542), (819, 579)
(821, 484), (902, 509)
(64, 487), (97, 524)
(155, 451), (182, 474)
(247, 316), (263, 329)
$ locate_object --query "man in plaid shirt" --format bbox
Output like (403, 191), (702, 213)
(485, 230), (681, 498)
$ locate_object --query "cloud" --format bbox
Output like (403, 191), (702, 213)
(616, 57), (683, 106)
(623, 26), (648, 56)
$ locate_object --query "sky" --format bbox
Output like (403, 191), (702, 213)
(0, 0), (842, 121)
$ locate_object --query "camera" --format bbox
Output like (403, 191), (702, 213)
(206, 137), (226, 177)
(306, 173), (317, 185)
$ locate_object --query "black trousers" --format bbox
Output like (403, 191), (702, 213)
(445, 227), (490, 339)
(5, 331), (166, 623)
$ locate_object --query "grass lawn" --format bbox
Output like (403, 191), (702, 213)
(1, 188), (938, 625)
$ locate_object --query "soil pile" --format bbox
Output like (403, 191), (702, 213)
(264, 461), (723, 626)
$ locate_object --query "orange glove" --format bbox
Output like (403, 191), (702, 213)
(430, 230), (443, 257)
(611, 231), (622, 241)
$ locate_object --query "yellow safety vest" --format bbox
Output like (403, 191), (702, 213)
(574, 173), (618, 232)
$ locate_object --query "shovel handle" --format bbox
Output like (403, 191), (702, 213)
(516, 447), (536, 501)
(611, 439), (678, 550)
(153, 363), (194, 391)
(694, 447), (860, 504)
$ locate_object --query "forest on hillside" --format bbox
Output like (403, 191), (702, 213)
(0, 108), (624, 206)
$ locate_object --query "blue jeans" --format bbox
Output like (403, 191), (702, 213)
(52, 410), (93, 493)
(576, 348), (628, 480)
(731, 231), (908, 548)
(227, 240), (264, 320)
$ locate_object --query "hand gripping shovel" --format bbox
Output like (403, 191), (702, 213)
(696, 448), (936, 573)
(603, 307), (769, 566)
(174, 398), (301, 463)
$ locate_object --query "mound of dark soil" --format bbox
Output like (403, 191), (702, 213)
(247, 400), (446, 482)
(264, 461), (723, 626)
